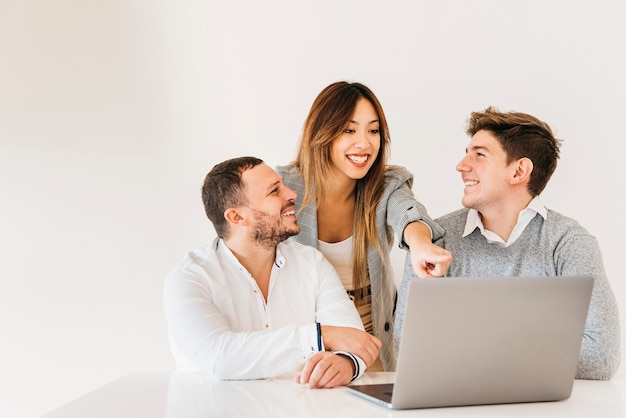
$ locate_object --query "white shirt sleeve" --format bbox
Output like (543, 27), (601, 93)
(331, 351), (367, 380)
(163, 239), (364, 380)
(164, 280), (322, 379)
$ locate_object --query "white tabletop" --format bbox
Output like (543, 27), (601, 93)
(42, 371), (626, 417)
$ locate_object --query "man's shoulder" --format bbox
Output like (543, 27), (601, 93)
(545, 208), (579, 223)
(436, 208), (470, 227)
(544, 208), (593, 236)
(167, 239), (220, 278)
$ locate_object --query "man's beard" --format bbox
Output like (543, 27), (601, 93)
(250, 209), (299, 249)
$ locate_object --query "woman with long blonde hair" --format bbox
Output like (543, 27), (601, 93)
(277, 81), (451, 371)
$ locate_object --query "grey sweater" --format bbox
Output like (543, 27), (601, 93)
(395, 207), (621, 380)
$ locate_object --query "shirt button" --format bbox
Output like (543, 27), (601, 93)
(384, 322), (390, 331)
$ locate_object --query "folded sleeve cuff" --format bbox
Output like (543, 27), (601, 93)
(300, 322), (327, 362)
(331, 350), (366, 381)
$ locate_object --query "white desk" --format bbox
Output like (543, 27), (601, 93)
(42, 371), (625, 417)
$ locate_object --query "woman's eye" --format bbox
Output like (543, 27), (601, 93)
(344, 129), (355, 134)
(369, 129), (379, 134)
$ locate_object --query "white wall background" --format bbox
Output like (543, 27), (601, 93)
(1, 1), (625, 416)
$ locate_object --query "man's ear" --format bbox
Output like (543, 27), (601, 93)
(510, 157), (533, 185)
(224, 207), (246, 226)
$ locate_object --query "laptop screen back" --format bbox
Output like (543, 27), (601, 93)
(349, 276), (592, 410)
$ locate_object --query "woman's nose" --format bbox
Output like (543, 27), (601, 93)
(354, 130), (368, 148)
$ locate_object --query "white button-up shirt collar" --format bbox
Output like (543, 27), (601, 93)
(462, 196), (547, 247)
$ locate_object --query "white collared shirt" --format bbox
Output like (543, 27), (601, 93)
(164, 237), (366, 380)
(463, 196), (548, 247)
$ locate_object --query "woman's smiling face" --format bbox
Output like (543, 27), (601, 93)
(329, 98), (381, 182)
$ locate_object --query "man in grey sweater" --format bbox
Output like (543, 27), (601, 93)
(396, 107), (620, 380)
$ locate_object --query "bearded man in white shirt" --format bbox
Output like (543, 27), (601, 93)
(164, 156), (381, 388)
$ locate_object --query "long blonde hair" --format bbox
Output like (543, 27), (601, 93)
(293, 81), (391, 304)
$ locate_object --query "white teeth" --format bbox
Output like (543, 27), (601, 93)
(464, 180), (478, 186)
(348, 155), (367, 164)
(283, 210), (295, 217)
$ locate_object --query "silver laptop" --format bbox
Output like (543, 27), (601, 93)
(346, 275), (593, 409)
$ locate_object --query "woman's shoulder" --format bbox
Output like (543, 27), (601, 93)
(385, 164), (412, 175)
(384, 164), (414, 185)
(276, 163), (297, 175)
(276, 164), (303, 183)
